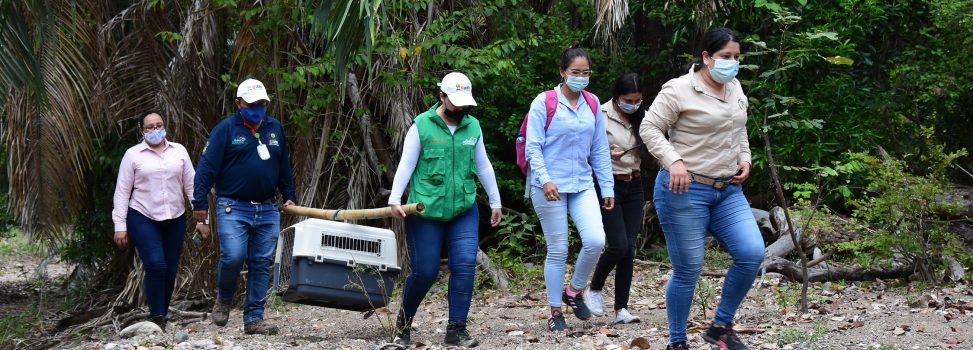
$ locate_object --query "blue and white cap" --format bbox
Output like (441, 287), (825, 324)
(236, 78), (270, 103)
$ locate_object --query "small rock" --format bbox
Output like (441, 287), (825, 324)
(103, 343), (118, 350)
(119, 321), (163, 338)
(174, 330), (190, 343)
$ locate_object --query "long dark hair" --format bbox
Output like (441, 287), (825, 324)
(611, 73), (644, 138)
(693, 27), (740, 72)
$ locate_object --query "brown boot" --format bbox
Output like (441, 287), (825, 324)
(210, 298), (231, 327)
(244, 319), (280, 335)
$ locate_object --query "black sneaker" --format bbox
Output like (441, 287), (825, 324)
(702, 323), (750, 350)
(394, 310), (412, 346)
(561, 285), (592, 320)
(666, 342), (690, 350)
(444, 322), (479, 347)
(547, 311), (569, 332)
(149, 315), (167, 332)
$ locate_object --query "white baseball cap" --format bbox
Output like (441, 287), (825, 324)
(437, 72), (477, 107)
(236, 78), (270, 103)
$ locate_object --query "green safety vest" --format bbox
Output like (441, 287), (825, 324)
(407, 103), (481, 221)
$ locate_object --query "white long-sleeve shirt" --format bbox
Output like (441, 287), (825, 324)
(388, 124), (502, 208)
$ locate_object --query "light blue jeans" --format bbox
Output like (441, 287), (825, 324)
(654, 170), (764, 344)
(215, 197), (280, 324)
(531, 186), (606, 307)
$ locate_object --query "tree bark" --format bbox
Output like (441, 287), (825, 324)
(476, 248), (510, 290)
(763, 256), (916, 282)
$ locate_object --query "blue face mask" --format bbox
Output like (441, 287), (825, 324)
(240, 105), (267, 124)
(565, 75), (590, 92)
(616, 100), (641, 115)
(144, 129), (166, 145)
(708, 58), (740, 84)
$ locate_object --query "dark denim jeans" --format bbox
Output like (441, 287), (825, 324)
(592, 177), (645, 310)
(215, 197), (280, 324)
(127, 208), (186, 319)
(400, 206), (479, 325)
(654, 170), (764, 344)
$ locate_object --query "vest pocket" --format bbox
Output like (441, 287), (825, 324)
(415, 179), (446, 197)
(463, 181), (477, 194)
(422, 148), (446, 175)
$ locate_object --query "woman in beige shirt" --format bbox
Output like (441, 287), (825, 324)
(584, 73), (646, 325)
(639, 27), (764, 350)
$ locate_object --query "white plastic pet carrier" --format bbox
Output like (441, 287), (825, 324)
(273, 218), (400, 311)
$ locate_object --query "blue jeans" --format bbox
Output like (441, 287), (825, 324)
(531, 186), (606, 307)
(654, 170), (764, 344)
(215, 197), (280, 324)
(401, 206), (479, 324)
(591, 177), (645, 310)
(127, 208), (186, 319)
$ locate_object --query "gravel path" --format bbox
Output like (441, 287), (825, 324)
(56, 265), (973, 350)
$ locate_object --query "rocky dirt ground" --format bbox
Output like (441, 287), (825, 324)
(36, 261), (973, 350)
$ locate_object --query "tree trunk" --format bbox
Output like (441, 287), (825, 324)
(763, 256), (916, 282)
(475, 249), (510, 290)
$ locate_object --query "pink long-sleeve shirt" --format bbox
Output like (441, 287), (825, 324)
(112, 141), (195, 232)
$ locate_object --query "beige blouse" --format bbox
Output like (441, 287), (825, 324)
(639, 66), (752, 178)
(601, 101), (642, 175)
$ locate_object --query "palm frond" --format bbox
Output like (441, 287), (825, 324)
(593, 0), (630, 47)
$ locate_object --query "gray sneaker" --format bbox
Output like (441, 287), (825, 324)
(210, 298), (231, 327)
(244, 319), (280, 335)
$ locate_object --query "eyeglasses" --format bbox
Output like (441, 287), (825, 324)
(567, 69), (593, 77)
(143, 123), (165, 131)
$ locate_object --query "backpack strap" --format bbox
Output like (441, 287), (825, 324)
(543, 90), (558, 131)
(581, 90), (598, 119)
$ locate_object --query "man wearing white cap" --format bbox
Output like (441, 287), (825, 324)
(192, 78), (296, 335)
(387, 72), (503, 347)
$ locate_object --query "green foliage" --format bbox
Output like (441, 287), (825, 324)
(693, 278), (716, 319)
(769, 322), (828, 348)
(835, 133), (968, 281)
(0, 309), (44, 349)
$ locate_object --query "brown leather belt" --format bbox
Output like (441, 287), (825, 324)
(614, 170), (641, 182)
(689, 172), (733, 190)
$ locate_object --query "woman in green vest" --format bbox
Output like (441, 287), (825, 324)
(388, 72), (503, 348)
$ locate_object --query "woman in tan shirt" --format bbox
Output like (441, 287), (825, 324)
(639, 27), (764, 350)
(584, 73), (646, 325)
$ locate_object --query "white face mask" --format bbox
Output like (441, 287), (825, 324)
(616, 100), (641, 114)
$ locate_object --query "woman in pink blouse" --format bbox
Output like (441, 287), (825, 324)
(112, 112), (203, 330)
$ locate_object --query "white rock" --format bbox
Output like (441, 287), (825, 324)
(103, 343), (119, 350)
(119, 321), (163, 338)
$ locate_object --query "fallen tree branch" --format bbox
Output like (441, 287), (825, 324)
(762, 256), (916, 282)
(476, 248), (510, 290)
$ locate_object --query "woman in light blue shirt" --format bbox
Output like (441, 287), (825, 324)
(525, 45), (615, 332)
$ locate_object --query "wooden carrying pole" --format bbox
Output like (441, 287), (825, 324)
(282, 203), (424, 221)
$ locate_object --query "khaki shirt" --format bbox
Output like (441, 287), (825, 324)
(601, 101), (642, 175)
(639, 66), (751, 178)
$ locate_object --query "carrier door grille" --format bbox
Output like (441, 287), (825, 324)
(321, 233), (381, 255)
(278, 229), (295, 291)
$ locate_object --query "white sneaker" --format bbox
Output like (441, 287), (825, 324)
(613, 308), (641, 324)
(584, 289), (605, 317)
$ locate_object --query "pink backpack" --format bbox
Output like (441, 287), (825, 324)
(515, 89), (598, 175)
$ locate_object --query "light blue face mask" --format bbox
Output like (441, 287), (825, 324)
(144, 129), (166, 145)
(708, 58), (740, 84)
(565, 75), (590, 92)
(616, 100), (641, 114)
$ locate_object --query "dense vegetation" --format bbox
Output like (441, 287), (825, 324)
(0, 0), (971, 315)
